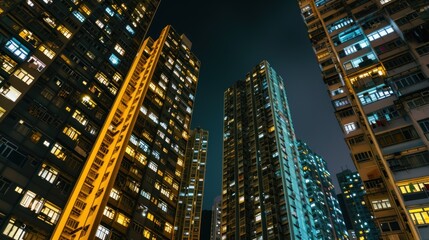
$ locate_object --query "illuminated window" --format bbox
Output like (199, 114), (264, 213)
(110, 188), (120, 200)
(0, 53), (17, 73)
(126, 25), (135, 35)
(409, 208), (429, 225)
(13, 68), (34, 85)
(42, 13), (57, 28)
(114, 44), (125, 56)
(143, 229), (151, 238)
(141, 190), (151, 200)
(164, 222), (173, 233)
(5, 38), (30, 60)
(51, 143), (67, 160)
(79, 4), (91, 15)
(63, 126), (81, 140)
(95, 72), (109, 86)
(95, 19), (105, 29)
(127, 180), (140, 193)
(147, 213), (154, 221)
(113, 72), (122, 82)
(148, 162), (158, 172)
(38, 44), (56, 59)
(125, 145), (135, 157)
(19, 29), (40, 47)
(344, 122), (358, 134)
(0, 107), (6, 118)
(3, 218), (27, 239)
(39, 201), (61, 224)
(109, 54), (120, 66)
(367, 25), (394, 41)
(81, 95), (96, 109)
(103, 206), (115, 219)
(135, 152), (147, 165)
(95, 225), (110, 240)
(72, 11), (85, 22)
(105, 7), (114, 16)
(57, 25), (72, 38)
(372, 199), (391, 210)
(20, 190), (43, 213)
(72, 110), (88, 126)
(38, 164), (58, 183)
(28, 56), (46, 72)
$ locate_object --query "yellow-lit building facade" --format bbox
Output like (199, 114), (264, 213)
(0, 0), (160, 239)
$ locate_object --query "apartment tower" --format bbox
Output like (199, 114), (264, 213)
(222, 60), (315, 239)
(298, 0), (429, 238)
(297, 140), (348, 239)
(0, 0), (160, 239)
(175, 128), (209, 240)
(210, 196), (221, 240)
(337, 169), (380, 240)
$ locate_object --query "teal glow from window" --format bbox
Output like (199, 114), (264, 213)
(72, 11), (85, 22)
(5, 38), (30, 60)
(126, 25), (135, 35)
(105, 7), (114, 16)
(109, 54), (120, 65)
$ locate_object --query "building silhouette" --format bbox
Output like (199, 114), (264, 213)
(175, 128), (209, 240)
(0, 0), (161, 239)
(222, 60), (315, 239)
(210, 196), (221, 240)
(298, 0), (429, 238)
(337, 169), (380, 240)
(297, 140), (348, 239)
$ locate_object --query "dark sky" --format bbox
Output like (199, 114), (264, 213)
(149, 0), (356, 210)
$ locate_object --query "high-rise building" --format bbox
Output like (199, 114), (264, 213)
(222, 60), (315, 239)
(86, 25), (200, 240)
(337, 170), (380, 240)
(175, 128), (209, 240)
(210, 196), (221, 240)
(298, 0), (429, 238)
(0, 1), (160, 239)
(297, 140), (348, 239)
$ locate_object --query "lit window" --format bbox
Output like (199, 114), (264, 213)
(72, 110), (88, 126)
(126, 25), (135, 35)
(95, 72), (109, 86)
(164, 222), (173, 233)
(50, 143), (67, 160)
(0, 53), (17, 73)
(95, 225), (110, 240)
(116, 213), (130, 227)
(38, 164), (58, 183)
(114, 44), (125, 56)
(13, 68), (34, 84)
(79, 4), (91, 15)
(109, 54), (120, 66)
(63, 126), (81, 140)
(19, 29), (40, 47)
(42, 13), (57, 28)
(57, 25), (72, 38)
(409, 207), (429, 225)
(105, 7), (114, 16)
(5, 38), (30, 60)
(103, 206), (115, 219)
(72, 11), (85, 22)
(81, 95), (97, 109)
(95, 19), (105, 29)
(110, 188), (120, 200)
(367, 26), (394, 41)
(148, 162), (158, 172)
(372, 199), (391, 210)
(28, 55), (46, 72)
(113, 72), (122, 82)
(0, 85), (21, 102)
(3, 218), (27, 239)
(38, 201), (61, 224)
(0, 107), (6, 118)
(38, 44), (56, 59)
(344, 122), (358, 134)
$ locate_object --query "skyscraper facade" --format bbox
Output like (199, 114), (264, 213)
(298, 0), (429, 238)
(210, 196), (221, 240)
(222, 60), (315, 239)
(89, 26), (200, 240)
(0, 0), (160, 239)
(337, 170), (380, 240)
(297, 140), (348, 239)
(175, 128), (209, 240)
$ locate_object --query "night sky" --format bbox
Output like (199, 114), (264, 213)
(149, 0), (356, 210)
